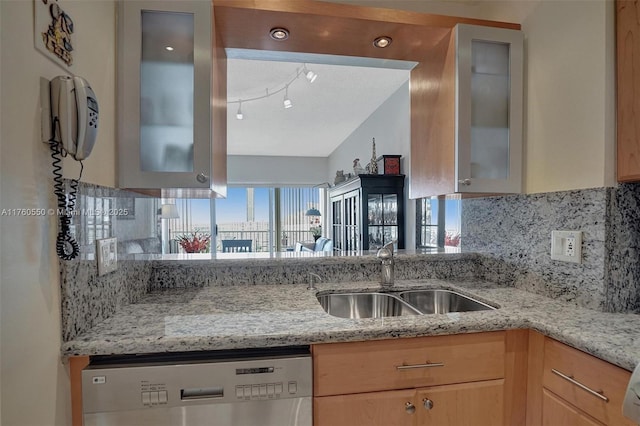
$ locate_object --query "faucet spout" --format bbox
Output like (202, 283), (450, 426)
(376, 241), (395, 287)
(308, 272), (322, 290)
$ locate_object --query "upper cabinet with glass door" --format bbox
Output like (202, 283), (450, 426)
(117, 1), (227, 197)
(409, 24), (523, 198)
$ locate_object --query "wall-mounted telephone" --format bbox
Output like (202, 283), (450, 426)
(50, 75), (99, 160)
(43, 75), (100, 260)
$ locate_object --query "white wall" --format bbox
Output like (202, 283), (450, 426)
(228, 155), (328, 186)
(0, 1), (116, 424)
(328, 81), (415, 247)
(522, 0), (616, 193)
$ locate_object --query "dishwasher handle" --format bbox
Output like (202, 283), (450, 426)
(181, 386), (224, 400)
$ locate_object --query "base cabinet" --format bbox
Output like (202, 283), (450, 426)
(527, 332), (634, 426)
(312, 332), (517, 426)
(314, 379), (503, 426)
(542, 389), (604, 426)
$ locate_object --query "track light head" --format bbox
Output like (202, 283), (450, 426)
(303, 65), (318, 83)
(283, 85), (293, 109)
(236, 101), (243, 120)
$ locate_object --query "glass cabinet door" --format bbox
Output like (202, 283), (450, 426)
(140, 11), (195, 173)
(367, 193), (398, 250)
(455, 24), (523, 194)
(118, 1), (212, 189)
(331, 197), (343, 251)
(344, 192), (360, 251)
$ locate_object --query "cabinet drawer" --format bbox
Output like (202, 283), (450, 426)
(313, 332), (505, 396)
(542, 338), (632, 426)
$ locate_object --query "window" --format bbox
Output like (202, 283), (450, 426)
(416, 197), (461, 252)
(215, 187), (322, 253)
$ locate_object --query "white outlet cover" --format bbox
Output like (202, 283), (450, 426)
(96, 237), (118, 276)
(550, 230), (582, 264)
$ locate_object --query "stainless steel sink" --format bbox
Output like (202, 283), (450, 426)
(317, 292), (421, 319)
(398, 289), (495, 314)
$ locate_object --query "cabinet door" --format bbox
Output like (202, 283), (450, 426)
(617, 0), (640, 181)
(416, 379), (504, 426)
(330, 196), (343, 251)
(542, 389), (605, 426)
(118, 1), (213, 190)
(315, 389), (416, 426)
(343, 190), (361, 251)
(455, 24), (523, 194)
(367, 193), (399, 250)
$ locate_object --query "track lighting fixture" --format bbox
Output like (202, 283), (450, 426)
(303, 65), (317, 83)
(228, 63), (316, 117)
(236, 100), (244, 120)
(283, 85), (293, 109)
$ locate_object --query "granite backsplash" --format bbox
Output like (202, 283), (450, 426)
(462, 183), (640, 313)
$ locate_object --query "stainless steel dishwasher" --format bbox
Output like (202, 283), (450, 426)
(81, 346), (312, 426)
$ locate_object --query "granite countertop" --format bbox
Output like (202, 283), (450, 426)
(62, 279), (640, 372)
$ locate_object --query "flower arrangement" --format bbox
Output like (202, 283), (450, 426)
(310, 226), (322, 240)
(177, 229), (211, 253)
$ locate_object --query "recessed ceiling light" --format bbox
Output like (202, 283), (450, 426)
(373, 36), (392, 48)
(165, 46), (174, 51)
(269, 27), (290, 41)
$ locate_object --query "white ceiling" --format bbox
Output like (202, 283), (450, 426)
(226, 58), (411, 157)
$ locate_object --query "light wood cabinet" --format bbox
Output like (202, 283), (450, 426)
(410, 24), (523, 198)
(542, 389), (604, 426)
(117, 0), (227, 197)
(315, 380), (503, 426)
(617, 0), (640, 182)
(313, 331), (524, 426)
(315, 388), (415, 426)
(527, 333), (633, 426)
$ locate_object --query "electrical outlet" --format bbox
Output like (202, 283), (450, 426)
(96, 237), (118, 276)
(565, 236), (576, 257)
(551, 231), (582, 264)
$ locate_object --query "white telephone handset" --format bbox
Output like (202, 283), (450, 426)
(50, 75), (99, 160)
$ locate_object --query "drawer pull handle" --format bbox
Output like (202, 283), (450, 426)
(396, 362), (444, 370)
(405, 402), (416, 414)
(551, 368), (609, 402)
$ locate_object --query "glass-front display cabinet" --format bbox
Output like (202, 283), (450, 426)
(329, 175), (405, 251)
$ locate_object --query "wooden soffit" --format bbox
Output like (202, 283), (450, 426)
(214, 0), (520, 62)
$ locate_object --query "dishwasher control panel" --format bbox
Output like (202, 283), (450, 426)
(82, 353), (312, 413)
(234, 381), (300, 400)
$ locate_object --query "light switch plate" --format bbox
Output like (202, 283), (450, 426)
(550, 230), (582, 263)
(96, 237), (118, 276)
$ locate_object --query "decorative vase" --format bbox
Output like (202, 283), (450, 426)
(370, 138), (379, 174)
(313, 235), (321, 241)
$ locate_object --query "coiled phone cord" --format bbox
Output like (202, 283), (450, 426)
(49, 117), (83, 260)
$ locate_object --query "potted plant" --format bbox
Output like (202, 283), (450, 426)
(310, 226), (322, 241)
(177, 229), (211, 253)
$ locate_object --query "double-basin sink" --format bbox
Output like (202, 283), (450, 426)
(317, 289), (496, 319)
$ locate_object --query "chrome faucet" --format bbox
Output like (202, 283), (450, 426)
(308, 272), (322, 290)
(377, 241), (395, 287)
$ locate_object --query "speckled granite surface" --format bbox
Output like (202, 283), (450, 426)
(462, 188), (608, 310)
(61, 279), (640, 372)
(462, 185), (640, 313)
(606, 183), (640, 312)
(145, 252), (480, 289)
(60, 260), (150, 341)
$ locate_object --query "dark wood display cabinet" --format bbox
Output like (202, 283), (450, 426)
(329, 175), (405, 252)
